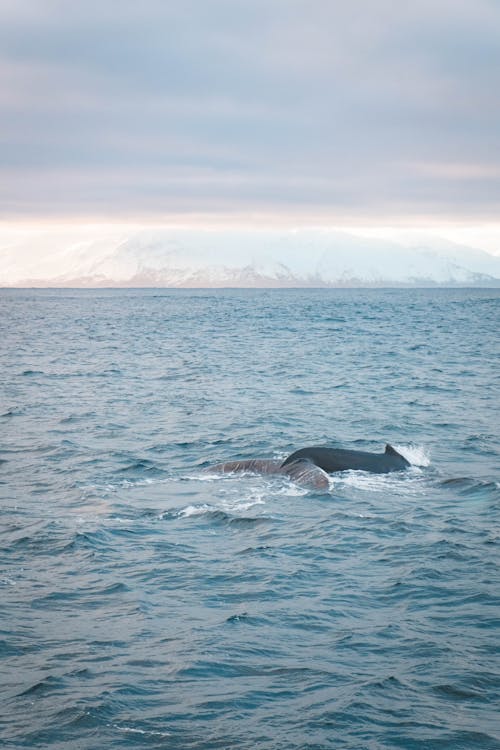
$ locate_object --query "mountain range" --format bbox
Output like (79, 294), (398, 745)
(2, 229), (500, 287)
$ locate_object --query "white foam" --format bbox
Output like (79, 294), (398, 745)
(179, 491), (266, 518)
(179, 503), (214, 517)
(394, 443), (430, 467)
(337, 468), (428, 496)
(184, 472), (219, 481)
(112, 725), (171, 738)
(274, 482), (309, 497)
(338, 472), (397, 492)
(224, 495), (266, 512)
(191, 469), (272, 482)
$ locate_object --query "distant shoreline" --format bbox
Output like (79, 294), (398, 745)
(2, 283), (500, 290)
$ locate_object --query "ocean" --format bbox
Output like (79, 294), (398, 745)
(1, 287), (499, 749)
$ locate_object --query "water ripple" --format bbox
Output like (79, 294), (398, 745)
(1, 288), (499, 750)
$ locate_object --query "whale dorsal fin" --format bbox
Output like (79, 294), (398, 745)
(385, 444), (400, 456)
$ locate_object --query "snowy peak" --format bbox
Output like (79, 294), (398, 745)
(1, 228), (500, 287)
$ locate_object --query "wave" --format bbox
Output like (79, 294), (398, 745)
(110, 725), (171, 739)
(178, 505), (271, 528)
(179, 490), (267, 518)
(440, 477), (500, 501)
(117, 459), (167, 477)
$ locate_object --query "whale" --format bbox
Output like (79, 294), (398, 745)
(205, 457), (331, 491)
(206, 443), (410, 490)
(281, 444), (410, 474)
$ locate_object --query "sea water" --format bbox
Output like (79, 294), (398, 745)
(1, 287), (499, 749)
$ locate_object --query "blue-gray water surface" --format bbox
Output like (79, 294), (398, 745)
(1, 288), (499, 749)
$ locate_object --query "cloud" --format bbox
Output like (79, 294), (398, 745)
(1, 0), (500, 222)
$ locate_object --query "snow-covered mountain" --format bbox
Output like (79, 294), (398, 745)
(2, 228), (500, 287)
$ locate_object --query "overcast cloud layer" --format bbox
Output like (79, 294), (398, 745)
(1, 0), (500, 222)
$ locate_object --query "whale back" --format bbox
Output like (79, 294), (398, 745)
(282, 444), (410, 473)
(206, 459), (282, 475)
(204, 457), (329, 490)
(281, 459), (330, 491)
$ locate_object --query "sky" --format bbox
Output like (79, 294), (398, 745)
(1, 0), (500, 255)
